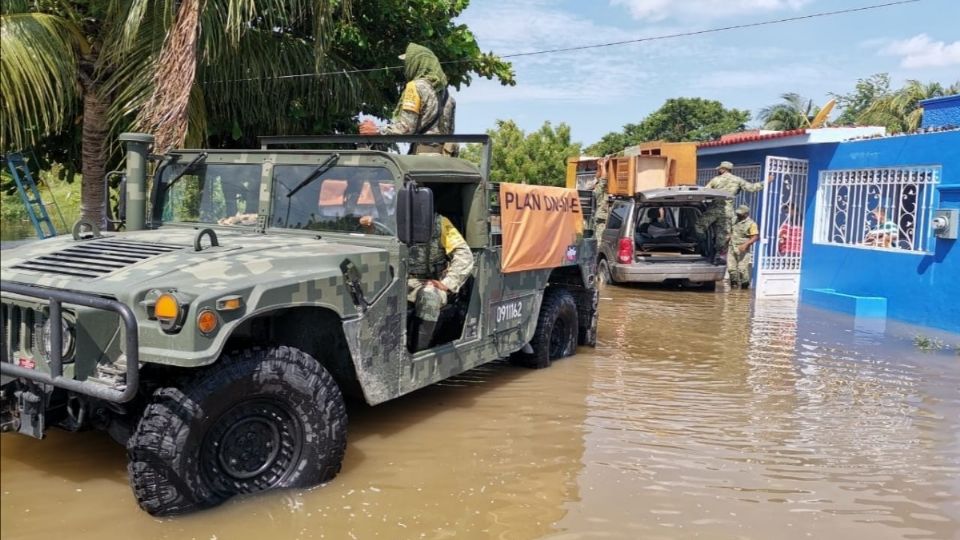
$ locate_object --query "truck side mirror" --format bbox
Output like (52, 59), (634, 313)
(397, 186), (434, 245)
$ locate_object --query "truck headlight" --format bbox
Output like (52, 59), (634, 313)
(41, 318), (75, 362)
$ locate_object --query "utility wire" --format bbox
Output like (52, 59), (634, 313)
(206, 0), (921, 84)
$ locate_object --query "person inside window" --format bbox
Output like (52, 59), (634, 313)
(863, 206), (898, 248)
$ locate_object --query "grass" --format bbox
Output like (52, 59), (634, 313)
(912, 334), (946, 353)
(1, 165), (83, 234)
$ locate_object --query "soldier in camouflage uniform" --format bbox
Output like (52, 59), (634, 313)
(695, 161), (769, 263)
(728, 204), (759, 289)
(359, 43), (457, 156)
(593, 174), (609, 238)
(407, 213), (475, 351)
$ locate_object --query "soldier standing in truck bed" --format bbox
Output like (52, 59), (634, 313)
(359, 43), (457, 156)
(592, 166), (609, 238)
(695, 161), (770, 264)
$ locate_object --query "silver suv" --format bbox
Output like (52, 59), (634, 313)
(597, 186), (732, 290)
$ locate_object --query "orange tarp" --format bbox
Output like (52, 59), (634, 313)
(500, 183), (584, 273)
(319, 180), (393, 206)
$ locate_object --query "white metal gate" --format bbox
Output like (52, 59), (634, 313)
(756, 156), (809, 297)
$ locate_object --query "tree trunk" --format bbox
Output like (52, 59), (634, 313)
(80, 85), (109, 228)
(136, 0), (202, 153)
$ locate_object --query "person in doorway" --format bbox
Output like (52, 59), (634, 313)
(863, 206), (898, 248)
(407, 213), (475, 352)
(696, 161), (771, 264)
(359, 43), (457, 156)
(728, 204), (759, 290)
(777, 204), (803, 256)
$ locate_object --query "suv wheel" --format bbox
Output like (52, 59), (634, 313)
(597, 258), (613, 287)
(511, 288), (579, 369)
(127, 346), (347, 516)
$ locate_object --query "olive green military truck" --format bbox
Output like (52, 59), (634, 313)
(0, 134), (598, 516)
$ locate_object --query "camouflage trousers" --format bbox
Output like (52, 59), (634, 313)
(408, 279), (448, 322)
(727, 249), (752, 286)
(594, 219), (606, 241)
(694, 206), (732, 253)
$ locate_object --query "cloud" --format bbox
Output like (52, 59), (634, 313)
(880, 34), (960, 69)
(457, 0), (694, 104)
(694, 65), (826, 90)
(610, 0), (813, 21)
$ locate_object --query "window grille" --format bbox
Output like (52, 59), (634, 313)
(814, 166), (940, 254)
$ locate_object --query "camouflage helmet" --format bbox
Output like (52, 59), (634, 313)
(717, 161), (734, 171)
(735, 204), (751, 215)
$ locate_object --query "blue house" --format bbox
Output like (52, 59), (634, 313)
(696, 105), (960, 334)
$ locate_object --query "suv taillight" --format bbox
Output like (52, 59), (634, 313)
(617, 237), (633, 263)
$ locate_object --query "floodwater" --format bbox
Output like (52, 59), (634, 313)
(2, 287), (959, 539)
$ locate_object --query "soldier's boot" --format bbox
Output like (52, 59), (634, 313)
(740, 282), (750, 290)
(412, 319), (438, 352)
(714, 250), (727, 266)
(729, 280), (740, 290)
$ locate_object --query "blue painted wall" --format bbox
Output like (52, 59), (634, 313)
(802, 131), (960, 333)
(920, 95), (960, 129)
(698, 130), (960, 333)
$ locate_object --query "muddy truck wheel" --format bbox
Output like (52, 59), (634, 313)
(511, 288), (579, 369)
(597, 258), (613, 287)
(127, 346), (347, 516)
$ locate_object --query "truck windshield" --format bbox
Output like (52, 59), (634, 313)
(270, 165), (397, 236)
(159, 162), (262, 226)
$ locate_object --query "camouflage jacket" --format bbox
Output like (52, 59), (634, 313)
(706, 172), (765, 214)
(383, 79), (456, 139)
(408, 214), (474, 293)
(730, 217), (759, 248)
(593, 177), (609, 223)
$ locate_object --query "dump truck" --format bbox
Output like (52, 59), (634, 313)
(0, 134), (599, 515)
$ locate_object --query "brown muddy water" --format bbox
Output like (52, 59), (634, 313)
(2, 287), (959, 539)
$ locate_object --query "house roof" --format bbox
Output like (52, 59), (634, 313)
(696, 127), (888, 155)
(919, 94), (960, 107)
(697, 129), (807, 148)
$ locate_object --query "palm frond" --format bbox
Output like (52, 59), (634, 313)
(0, 12), (87, 151)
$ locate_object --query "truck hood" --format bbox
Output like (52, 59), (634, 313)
(0, 228), (388, 296)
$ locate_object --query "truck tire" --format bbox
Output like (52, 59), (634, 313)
(127, 346), (347, 516)
(511, 288), (579, 369)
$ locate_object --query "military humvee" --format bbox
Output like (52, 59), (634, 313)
(0, 134), (598, 515)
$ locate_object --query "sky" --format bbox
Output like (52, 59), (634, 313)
(452, 0), (960, 146)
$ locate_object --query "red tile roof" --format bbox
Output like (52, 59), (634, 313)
(698, 128), (808, 148)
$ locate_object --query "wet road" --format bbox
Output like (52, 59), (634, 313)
(2, 287), (959, 539)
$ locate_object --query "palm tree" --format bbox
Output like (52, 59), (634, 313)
(758, 93), (820, 131)
(858, 80), (954, 133)
(1, 1), (351, 227)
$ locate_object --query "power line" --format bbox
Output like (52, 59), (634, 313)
(206, 0), (922, 84)
(499, 0), (921, 59)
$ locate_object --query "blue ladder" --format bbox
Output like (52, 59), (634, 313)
(4, 153), (57, 239)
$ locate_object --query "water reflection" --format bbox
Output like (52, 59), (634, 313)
(1, 288), (958, 539)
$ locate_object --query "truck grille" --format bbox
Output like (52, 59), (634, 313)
(1, 303), (37, 364)
(11, 239), (184, 279)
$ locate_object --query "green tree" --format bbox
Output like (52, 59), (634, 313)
(461, 120), (581, 186)
(758, 93), (820, 130)
(859, 79), (958, 133)
(1, 0), (513, 227)
(586, 98), (749, 156)
(830, 73), (891, 126)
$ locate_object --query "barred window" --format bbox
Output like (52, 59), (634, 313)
(814, 166), (941, 254)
